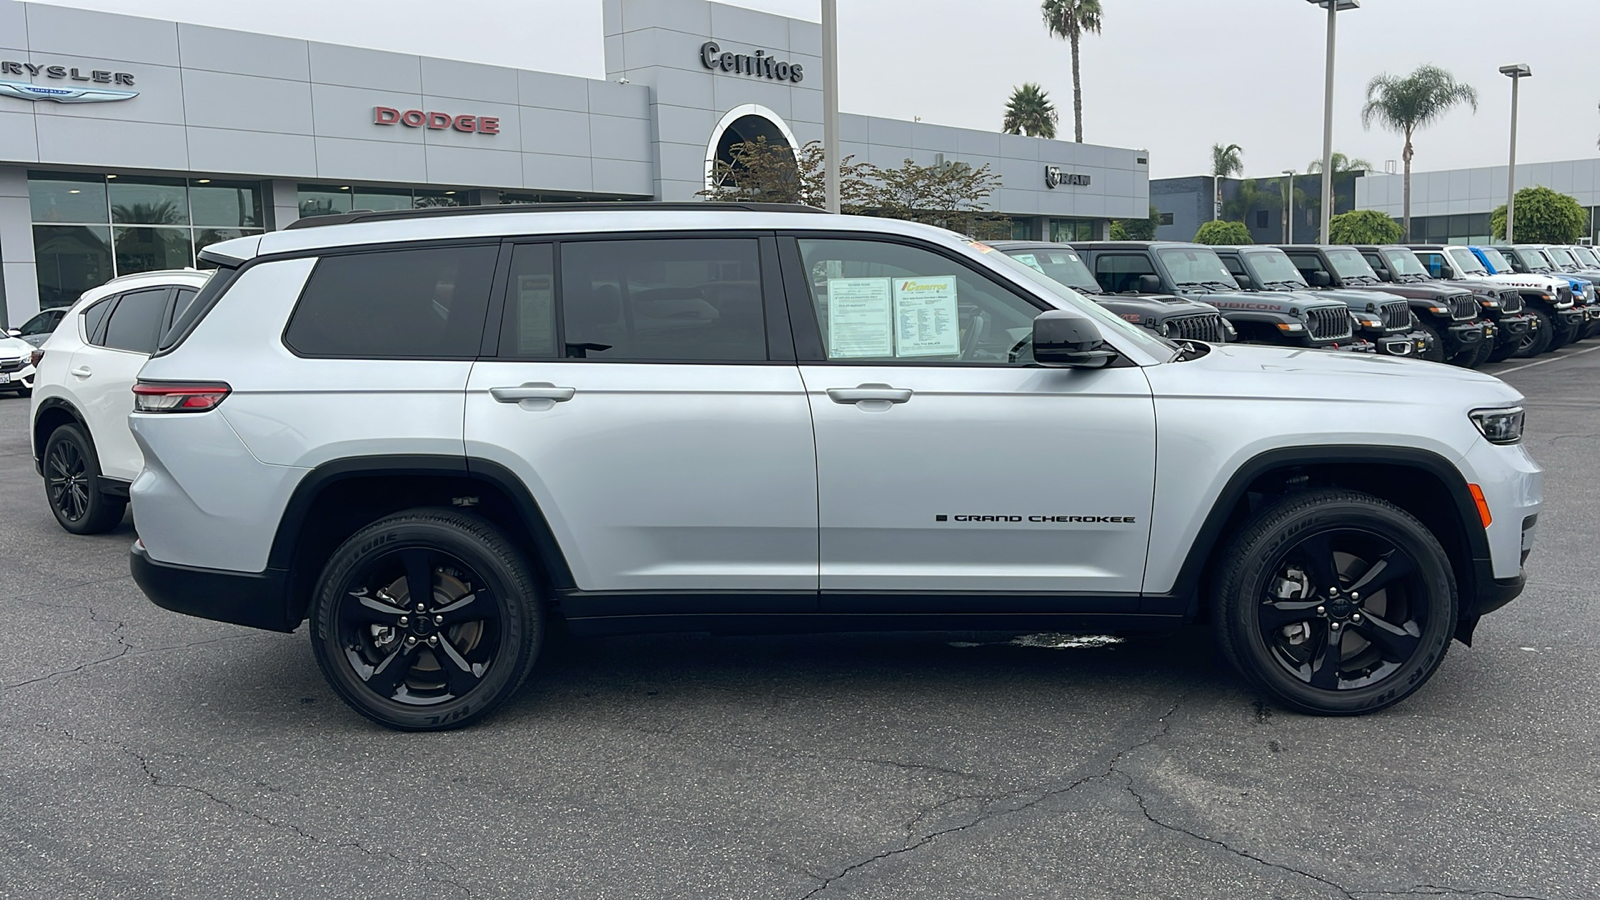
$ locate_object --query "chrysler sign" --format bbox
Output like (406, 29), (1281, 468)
(0, 59), (138, 103)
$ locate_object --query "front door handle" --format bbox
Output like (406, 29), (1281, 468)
(826, 384), (913, 405)
(490, 382), (576, 404)
(70, 365), (92, 378)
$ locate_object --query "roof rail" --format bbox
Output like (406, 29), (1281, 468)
(283, 200), (826, 230)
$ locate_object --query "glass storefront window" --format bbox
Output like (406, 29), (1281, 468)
(352, 188), (414, 212)
(413, 190), (462, 208)
(298, 185), (353, 218)
(114, 226), (194, 275)
(1050, 218), (1097, 243)
(29, 175), (108, 224)
(110, 177), (190, 226)
(33, 225), (112, 309)
(191, 180), (264, 228)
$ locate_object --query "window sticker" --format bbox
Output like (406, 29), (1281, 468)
(516, 273), (555, 356)
(1011, 253), (1047, 274)
(893, 275), (960, 357)
(826, 277), (894, 358)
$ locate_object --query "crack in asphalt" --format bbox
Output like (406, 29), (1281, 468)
(795, 701), (1181, 899)
(3, 633), (259, 690)
(3, 573), (134, 605)
(1353, 888), (1554, 899)
(33, 724), (477, 900)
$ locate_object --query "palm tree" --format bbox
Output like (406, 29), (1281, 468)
(1002, 83), (1059, 139)
(1041, 0), (1103, 143)
(1209, 143), (1242, 222)
(1223, 178), (1274, 225)
(1306, 152), (1373, 175)
(1361, 64), (1478, 239)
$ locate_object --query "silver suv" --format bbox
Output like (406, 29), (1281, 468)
(129, 203), (1542, 730)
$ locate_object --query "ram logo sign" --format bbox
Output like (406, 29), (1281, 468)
(1045, 166), (1091, 189)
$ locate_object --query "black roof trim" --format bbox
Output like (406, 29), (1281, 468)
(283, 201), (826, 231)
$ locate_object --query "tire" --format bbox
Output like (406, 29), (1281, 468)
(1467, 336), (1496, 367)
(1486, 339), (1520, 363)
(1446, 333), (1488, 367)
(41, 424), (126, 534)
(310, 509), (543, 731)
(1412, 321), (1447, 363)
(1548, 311), (1578, 349)
(1514, 309), (1554, 358)
(1211, 489), (1457, 716)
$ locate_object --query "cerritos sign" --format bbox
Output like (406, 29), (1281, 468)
(699, 41), (804, 83)
(0, 59), (138, 103)
(1045, 166), (1090, 189)
(374, 106), (500, 135)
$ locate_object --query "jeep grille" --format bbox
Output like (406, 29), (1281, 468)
(1308, 306), (1354, 341)
(1500, 290), (1523, 314)
(1557, 284), (1574, 306)
(1380, 300), (1411, 332)
(1448, 294), (1477, 321)
(1166, 312), (1228, 343)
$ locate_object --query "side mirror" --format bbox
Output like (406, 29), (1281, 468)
(4, 329), (19, 338)
(1309, 271), (1332, 287)
(1233, 272), (1254, 289)
(1136, 274), (1162, 293)
(1033, 310), (1118, 368)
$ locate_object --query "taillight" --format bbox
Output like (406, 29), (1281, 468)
(29, 349), (44, 368)
(132, 381), (231, 413)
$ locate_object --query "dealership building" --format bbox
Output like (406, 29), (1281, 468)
(1355, 157), (1600, 245)
(0, 0), (1151, 327)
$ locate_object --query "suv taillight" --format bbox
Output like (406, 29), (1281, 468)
(29, 349), (44, 368)
(132, 381), (231, 413)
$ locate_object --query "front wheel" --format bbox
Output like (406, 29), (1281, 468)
(1412, 321), (1447, 362)
(1211, 490), (1456, 716)
(1514, 309), (1554, 358)
(311, 509), (543, 731)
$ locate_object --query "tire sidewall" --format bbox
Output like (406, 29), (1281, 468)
(1222, 497), (1456, 715)
(311, 514), (539, 731)
(42, 423), (120, 534)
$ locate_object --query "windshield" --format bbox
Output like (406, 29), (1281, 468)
(1546, 247), (1578, 268)
(1241, 249), (1307, 286)
(1156, 247), (1239, 288)
(1571, 246), (1600, 267)
(1000, 247), (1102, 292)
(1380, 248), (1429, 278)
(1513, 248), (1551, 271)
(1480, 248), (1512, 272)
(976, 242), (1177, 358)
(1448, 248), (1487, 275)
(1324, 247), (1378, 279)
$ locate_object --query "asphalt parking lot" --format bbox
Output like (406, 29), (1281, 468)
(2, 348), (1598, 900)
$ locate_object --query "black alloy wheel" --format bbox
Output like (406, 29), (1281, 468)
(1213, 490), (1455, 715)
(311, 509), (541, 730)
(1514, 309), (1553, 358)
(42, 424), (125, 534)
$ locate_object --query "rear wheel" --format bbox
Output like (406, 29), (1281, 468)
(42, 424), (125, 534)
(1212, 490), (1456, 716)
(1514, 309), (1554, 358)
(311, 509), (542, 731)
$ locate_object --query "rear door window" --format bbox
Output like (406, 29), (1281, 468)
(100, 288), (172, 354)
(284, 244), (498, 358)
(1093, 254), (1157, 293)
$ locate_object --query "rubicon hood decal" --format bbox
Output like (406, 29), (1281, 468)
(0, 80), (138, 103)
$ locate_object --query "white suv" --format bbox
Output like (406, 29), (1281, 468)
(29, 270), (211, 533)
(127, 204), (1541, 730)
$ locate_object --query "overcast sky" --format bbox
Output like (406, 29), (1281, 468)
(33, 0), (1600, 180)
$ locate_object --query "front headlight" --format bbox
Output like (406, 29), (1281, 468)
(1155, 321), (1172, 336)
(1470, 407), (1525, 445)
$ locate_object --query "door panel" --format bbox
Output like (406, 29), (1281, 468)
(74, 287), (170, 481)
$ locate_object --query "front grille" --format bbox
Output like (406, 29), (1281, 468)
(0, 359), (25, 374)
(1500, 290), (1523, 314)
(1448, 294), (1477, 320)
(1307, 306), (1354, 341)
(1557, 284), (1574, 306)
(1165, 312), (1227, 342)
(1380, 300), (1411, 332)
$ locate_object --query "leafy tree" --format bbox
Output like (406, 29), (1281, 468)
(1222, 178), (1274, 224)
(869, 156), (1010, 239)
(703, 137), (875, 211)
(1491, 186), (1588, 243)
(1361, 65), (1478, 239)
(1211, 143), (1243, 178)
(1002, 83), (1058, 139)
(1328, 209), (1403, 244)
(1306, 151), (1374, 175)
(1041, 0), (1102, 143)
(1110, 204), (1160, 241)
(1194, 220), (1251, 245)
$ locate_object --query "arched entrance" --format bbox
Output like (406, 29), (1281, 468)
(704, 104), (799, 194)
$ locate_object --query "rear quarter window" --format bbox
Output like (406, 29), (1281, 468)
(284, 244), (499, 359)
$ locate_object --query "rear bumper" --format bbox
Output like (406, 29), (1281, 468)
(131, 540), (296, 633)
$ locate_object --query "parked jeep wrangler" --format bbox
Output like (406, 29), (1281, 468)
(988, 241), (1232, 343)
(1069, 241), (1368, 351)
(1357, 245), (1535, 364)
(1409, 245), (1572, 357)
(1278, 245), (1487, 366)
(1526, 245), (1600, 339)
(1485, 246), (1588, 347)
(1214, 246), (1428, 359)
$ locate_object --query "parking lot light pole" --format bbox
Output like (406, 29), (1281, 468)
(1306, 0), (1358, 243)
(822, 0), (840, 214)
(1283, 169), (1296, 243)
(1499, 64), (1531, 243)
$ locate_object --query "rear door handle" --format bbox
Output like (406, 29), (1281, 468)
(71, 366), (92, 378)
(490, 382), (575, 403)
(826, 384), (913, 405)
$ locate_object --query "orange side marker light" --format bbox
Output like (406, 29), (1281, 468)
(1468, 484), (1492, 529)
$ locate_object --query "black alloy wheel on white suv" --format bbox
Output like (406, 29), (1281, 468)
(1212, 490), (1456, 715)
(42, 424), (127, 534)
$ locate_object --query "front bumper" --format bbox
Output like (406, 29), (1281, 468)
(1439, 319), (1487, 355)
(1363, 328), (1432, 357)
(1490, 312), (1534, 347)
(0, 361), (35, 391)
